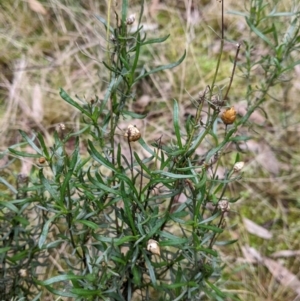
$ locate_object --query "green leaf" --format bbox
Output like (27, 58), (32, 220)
(60, 88), (90, 116)
(173, 100), (183, 148)
(246, 17), (274, 48)
(139, 137), (156, 156)
(205, 280), (226, 297)
(122, 195), (137, 235)
(9, 250), (29, 262)
(134, 152), (153, 175)
(19, 130), (43, 155)
(135, 50), (186, 82)
(196, 247), (218, 257)
(95, 15), (114, 33)
(152, 170), (195, 179)
(76, 220), (99, 230)
(92, 234), (138, 246)
(91, 181), (122, 196)
(60, 140), (79, 200)
(37, 132), (50, 158)
(8, 148), (40, 158)
(70, 288), (102, 297)
(142, 249), (157, 285)
(0, 201), (19, 213)
(144, 217), (166, 240)
(39, 170), (60, 202)
(39, 214), (60, 248)
(159, 231), (188, 246)
(0, 177), (18, 194)
(34, 284), (77, 298)
(88, 140), (117, 172)
(139, 34), (170, 46)
(123, 110), (147, 119)
(38, 274), (86, 286)
(131, 32), (141, 77)
(0, 247), (10, 254)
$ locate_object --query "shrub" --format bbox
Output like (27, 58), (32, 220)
(1, 0), (299, 300)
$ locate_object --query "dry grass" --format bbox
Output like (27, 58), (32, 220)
(1, 0), (300, 300)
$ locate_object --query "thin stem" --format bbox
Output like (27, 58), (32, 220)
(128, 137), (134, 180)
(208, 211), (225, 249)
(223, 43), (241, 100)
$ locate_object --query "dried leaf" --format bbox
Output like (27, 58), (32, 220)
(31, 84), (44, 123)
(241, 245), (263, 263)
(241, 246), (300, 295)
(271, 250), (300, 258)
(243, 217), (273, 239)
(28, 0), (47, 15)
(263, 257), (300, 294)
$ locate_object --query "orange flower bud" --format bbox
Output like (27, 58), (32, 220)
(221, 107), (236, 125)
(38, 157), (46, 164)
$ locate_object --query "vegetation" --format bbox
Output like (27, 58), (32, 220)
(0, 0), (299, 300)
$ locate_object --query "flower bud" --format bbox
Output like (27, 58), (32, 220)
(38, 157), (46, 164)
(233, 161), (244, 172)
(19, 269), (28, 277)
(125, 124), (141, 142)
(218, 200), (230, 212)
(126, 14), (136, 25)
(147, 239), (160, 256)
(210, 94), (225, 108)
(221, 107), (236, 125)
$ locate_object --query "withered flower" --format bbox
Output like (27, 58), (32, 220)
(221, 107), (236, 125)
(125, 124), (141, 142)
(147, 239), (161, 256)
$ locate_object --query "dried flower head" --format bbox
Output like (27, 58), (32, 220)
(110, 34), (117, 43)
(233, 161), (245, 172)
(126, 14), (136, 25)
(38, 157), (46, 164)
(125, 124), (141, 142)
(147, 239), (160, 256)
(198, 86), (209, 103)
(221, 107), (236, 125)
(218, 200), (230, 212)
(58, 123), (66, 131)
(17, 173), (28, 184)
(19, 269), (28, 277)
(211, 94), (225, 108)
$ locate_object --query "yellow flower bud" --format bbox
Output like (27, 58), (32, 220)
(221, 107), (236, 125)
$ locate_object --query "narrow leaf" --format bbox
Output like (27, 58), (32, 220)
(173, 100), (183, 148)
(60, 88), (90, 116)
(135, 50), (186, 82)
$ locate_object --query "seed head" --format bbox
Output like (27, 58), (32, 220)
(125, 124), (141, 142)
(233, 161), (245, 172)
(221, 107), (236, 125)
(218, 200), (230, 212)
(19, 269), (28, 277)
(38, 157), (46, 164)
(126, 14), (136, 25)
(147, 239), (161, 256)
(211, 94), (225, 108)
